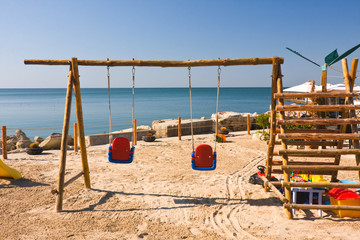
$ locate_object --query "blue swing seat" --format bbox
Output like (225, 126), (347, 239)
(191, 144), (216, 171)
(108, 137), (135, 164)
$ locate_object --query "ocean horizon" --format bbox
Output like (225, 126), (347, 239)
(0, 87), (272, 139)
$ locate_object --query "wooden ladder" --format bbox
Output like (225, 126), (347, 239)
(265, 58), (360, 219)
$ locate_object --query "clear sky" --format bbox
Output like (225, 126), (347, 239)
(1, 0), (359, 88)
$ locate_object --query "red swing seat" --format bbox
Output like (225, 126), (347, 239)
(108, 137), (135, 163)
(191, 144), (216, 171)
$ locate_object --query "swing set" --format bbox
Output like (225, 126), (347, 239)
(24, 57), (283, 212)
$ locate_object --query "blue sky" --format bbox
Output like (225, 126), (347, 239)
(1, 0), (359, 88)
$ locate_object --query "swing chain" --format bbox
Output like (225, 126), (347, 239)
(217, 65), (221, 76)
(132, 66), (135, 76)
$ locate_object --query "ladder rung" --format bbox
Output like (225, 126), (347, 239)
(277, 129), (340, 134)
(276, 104), (360, 112)
(277, 149), (360, 156)
(286, 140), (337, 146)
(274, 92), (359, 99)
(277, 118), (360, 126)
(281, 165), (360, 171)
(272, 160), (337, 166)
(282, 182), (360, 188)
(278, 133), (360, 140)
(284, 203), (360, 211)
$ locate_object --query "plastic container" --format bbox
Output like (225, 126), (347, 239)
(328, 188), (360, 217)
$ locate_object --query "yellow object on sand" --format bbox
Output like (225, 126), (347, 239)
(0, 158), (22, 179)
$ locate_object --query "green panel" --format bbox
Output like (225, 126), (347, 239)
(325, 49), (338, 65)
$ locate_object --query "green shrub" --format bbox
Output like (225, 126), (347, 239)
(256, 113), (270, 130)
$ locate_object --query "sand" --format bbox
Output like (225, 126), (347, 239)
(1, 131), (360, 240)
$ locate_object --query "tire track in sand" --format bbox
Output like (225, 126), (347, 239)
(208, 153), (264, 239)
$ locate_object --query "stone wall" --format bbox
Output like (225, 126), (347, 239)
(210, 112), (258, 131)
(152, 118), (214, 138)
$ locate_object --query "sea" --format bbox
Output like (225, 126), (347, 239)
(0, 88), (272, 139)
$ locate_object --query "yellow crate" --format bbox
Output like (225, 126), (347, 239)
(330, 196), (360, 218)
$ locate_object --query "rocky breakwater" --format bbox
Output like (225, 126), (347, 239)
(0, 130), (73, 153)
(210, 111), (259, 131)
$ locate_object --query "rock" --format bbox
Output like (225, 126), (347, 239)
(16, 129), (30, 141)
(40, 133), (73, 150)
(6, 135), (17, 151)
(211, 111), (258, 131)
(34, 136), (44, 143)
(16, 139), (32, 149)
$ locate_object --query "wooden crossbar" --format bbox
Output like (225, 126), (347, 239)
(260, 176), (288, 203)
(276, 104), (360, 112)
(272, 160), (337, 166)
(286, 140), (338, 146)
(281, 165), (360, 171)
(274, 92), (359, 99)
(278, 149), (360, 156)
(277, 118), (359, 125)
(24, 57), (284, 67)
(284, 203), (360, 211)
(282, 182), (360, 188)
(278, 133), (360, 140)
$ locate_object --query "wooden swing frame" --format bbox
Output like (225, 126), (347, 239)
(24, 56), (283, 212)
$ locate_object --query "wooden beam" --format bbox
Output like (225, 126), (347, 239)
(24, 57), (284, 67)
(278, 133), (360, 140)
(260, 176), (288, 203)
(284, 203), (360, 211)
(71, 58), (91, 189)
(272, 160), (337, 166)
(56, 69), (73, 212)
(281, 165), (360, 171)
(277, 118), (359, 126)
(277, 129), (340, 134)
(278, 149), (360, 156)
(282, 182), (360, 188)
(276, 104), (360, 112)
(286, 140), (337, 146)
(274, 92), (359, 99)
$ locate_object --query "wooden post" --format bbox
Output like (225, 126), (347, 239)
(247, 114), (250, 135)
(276, 64), (293, 219)
(71, 57), (91, 189)
(133, 119), (137, 145)
(2, 126), (7, 159)
(321, 64), (327, 92)
(56, 69), (74, 212)
(74, 122), (78, 153)
(178, 116), (181, 140)
(265, 57), (280, 192)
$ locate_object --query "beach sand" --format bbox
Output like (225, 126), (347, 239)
(1, 131), (360, 240)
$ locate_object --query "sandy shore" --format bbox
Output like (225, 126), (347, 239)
(1, 131), (360, 240)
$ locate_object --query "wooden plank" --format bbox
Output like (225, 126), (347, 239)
(284, 203), (360, 211)
(281, 165), (360, 171)
(278, 133), (360, 140)
(276, 104), (360, 112)
(24, 57), (284, 67)
(277, 118), (359, 125)
(278, 149), (360, 156)
(274, 92), (359, 99)
(282, 182), (360, 188)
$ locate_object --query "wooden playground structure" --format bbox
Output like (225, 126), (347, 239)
(25, 56), (360, 219)
(24, 57), (283, 212)
(265, 57), (360, 219)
